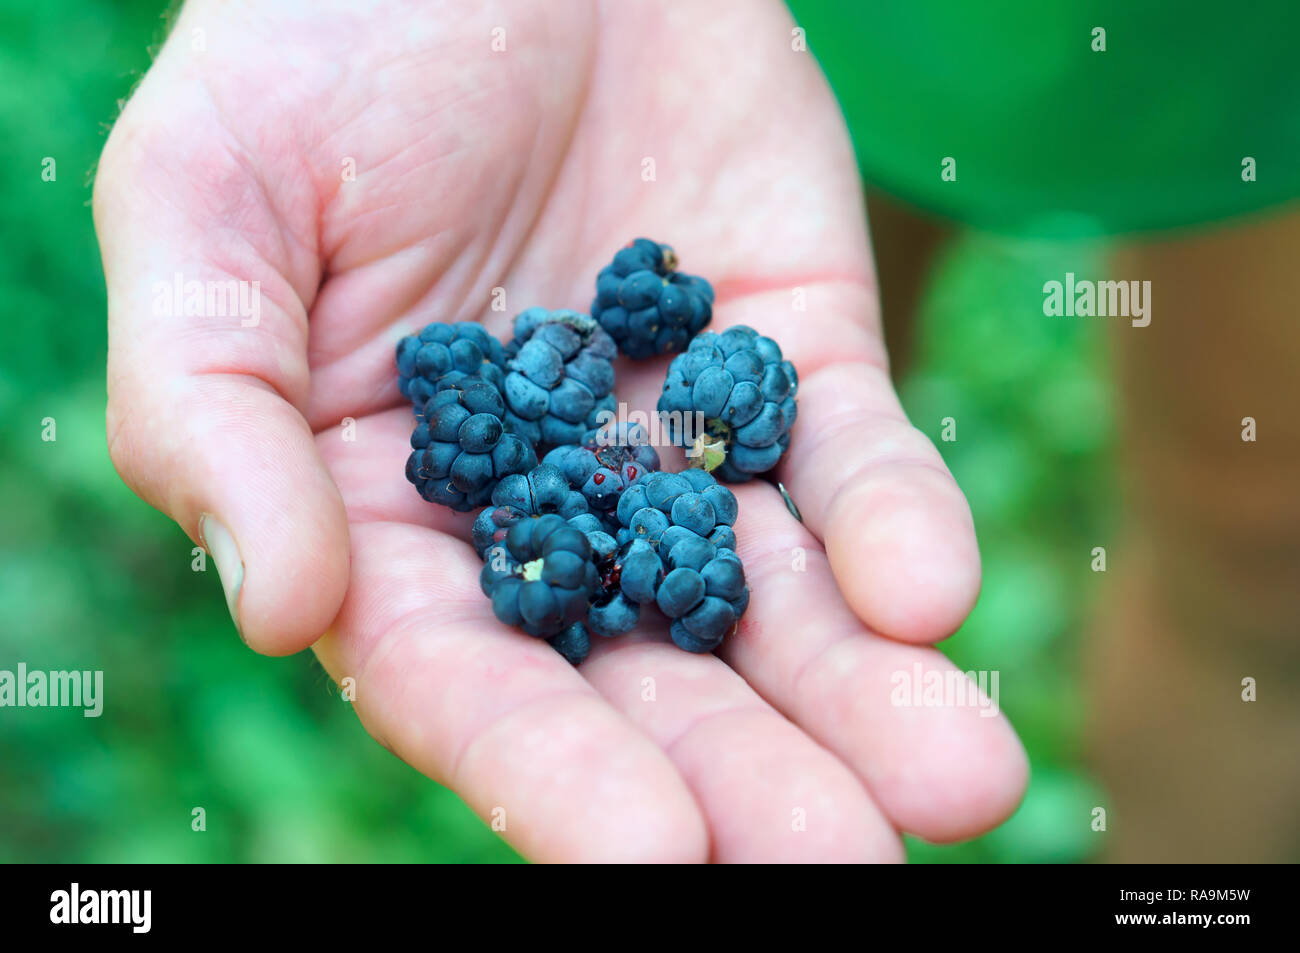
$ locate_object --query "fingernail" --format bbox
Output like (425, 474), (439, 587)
(776, 481), (803, 523)
(199, 513), (245, 641)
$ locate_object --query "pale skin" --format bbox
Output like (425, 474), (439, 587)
(95, 0), (1027, 861)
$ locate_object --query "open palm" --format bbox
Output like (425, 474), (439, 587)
(96, 0), (1026, 861)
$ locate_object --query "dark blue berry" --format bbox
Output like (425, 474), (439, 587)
(513, 338), (565, 388)
(670, 619), (724, 654)
(590, 239), (714, 359)
(396, 321), (506, 407)
(701, 484), (739, 526)
(449, 450), (493, 493)
(406, 374), (536, 512)
(656, 325), (797, 481)
(459, 413), (502, 453)
(501, 309), (618, 453)
(616, 483), (652, 526)
(604, 468), (748, 653)
(480, 514), (599, 638)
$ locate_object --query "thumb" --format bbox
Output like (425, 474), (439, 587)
(94, 92), (349, 656)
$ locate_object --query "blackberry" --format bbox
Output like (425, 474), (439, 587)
(609, 469), (748, 653)
(542, 421), (661, 515)
(591, 238), (714, 359)
(396, 321), (506, 409)
(501, 308), (618, 451)
(480, 514), (600, 638)
(406, 374), (537, 512)
(657, 325), (797, 482)
(471, 463), (590, 558)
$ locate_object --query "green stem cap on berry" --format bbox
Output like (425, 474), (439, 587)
(687, 432), (729, 473)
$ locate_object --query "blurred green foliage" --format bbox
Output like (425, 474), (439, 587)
(1, 1), (1111, 863)
(899, 233), (1113, 862)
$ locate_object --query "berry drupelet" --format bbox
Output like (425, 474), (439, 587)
(480, 514), (600, 639)
(590, 238), (714, 359)
(406, 374), (537, 511)
(396, 321), (506, 409)
(657, 324), (797, 482)
(547, 622), (592, 665)
(501, 308), (618, 451)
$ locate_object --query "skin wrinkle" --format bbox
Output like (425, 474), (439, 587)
(661, 702), (781, 759)
(723, 526), (859, 689)
(787, 625), (862, 713)
(435, 16), (597, 346)
(100, 170), (303, 338)
(105, 371), (296, 526)
(99, 128), (316, 411)
(446, 687), (605, 793)
(308, 63), (486, 232)
(156, 274), (309, 364)
(792, 381), (921, 461)
(306, 237), (448, 366)
(821, 455), (967, 540)
(304, 45), (591, 391)
(324, 524), (544, 674)
(812, 441), (953, 513)
(160, 311), (309, 404)
(321, 139), (478, 268)
(190, 75), (320, 304)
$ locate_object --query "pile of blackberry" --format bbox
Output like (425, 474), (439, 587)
(395, 239), (798, 664)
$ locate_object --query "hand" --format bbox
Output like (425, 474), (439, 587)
(95, 0), (1026, 861)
